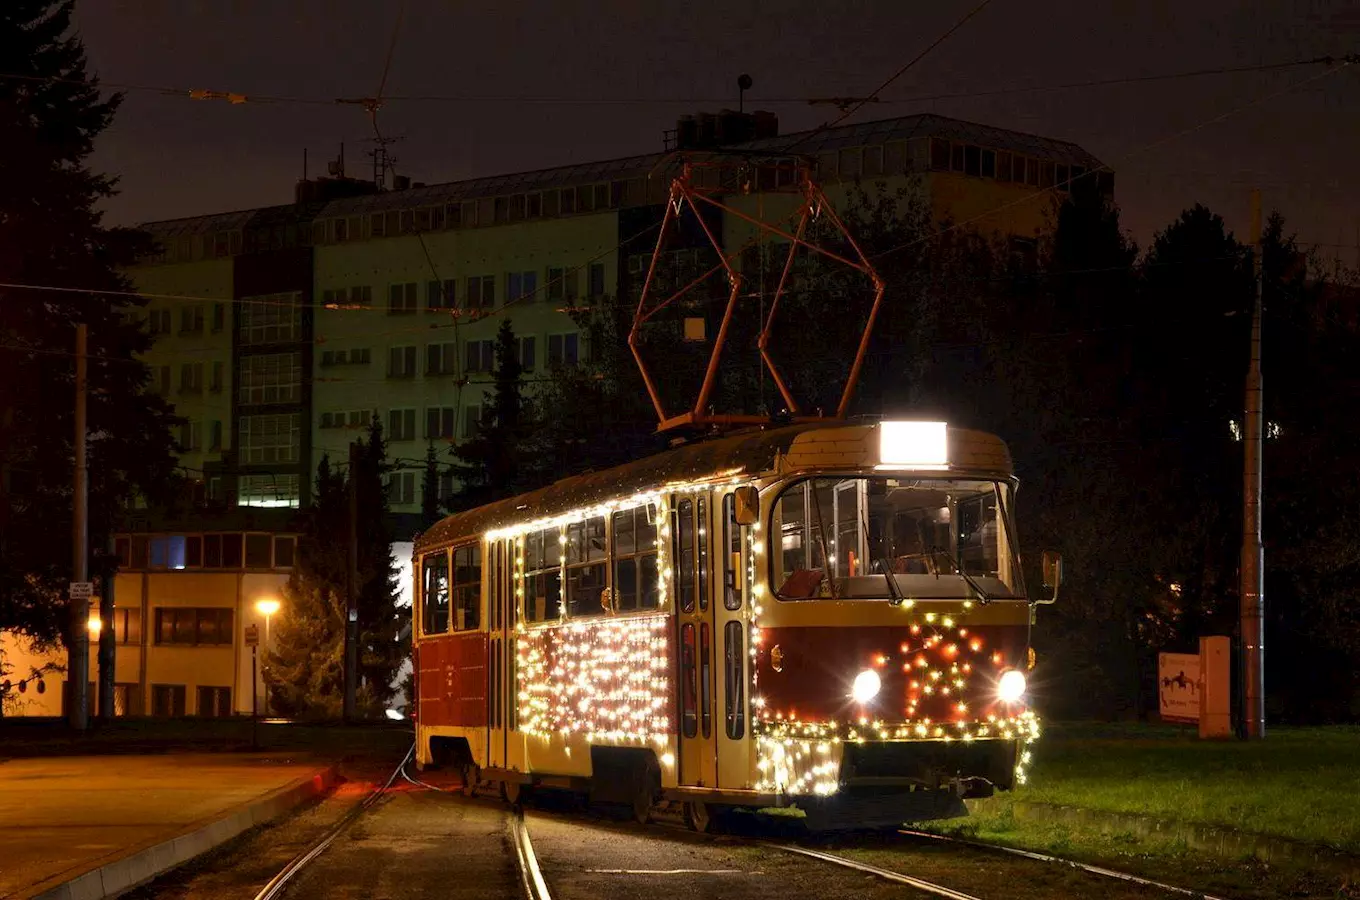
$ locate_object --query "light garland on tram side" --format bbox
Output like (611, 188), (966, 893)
(515, 612), (674, 742)
(499, 475), (744, 742)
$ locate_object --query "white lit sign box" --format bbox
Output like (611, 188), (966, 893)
(878, 421), (948, 470)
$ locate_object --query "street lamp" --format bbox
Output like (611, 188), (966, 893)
(255, 597), (280, 716)
(86, 615), (102, 636)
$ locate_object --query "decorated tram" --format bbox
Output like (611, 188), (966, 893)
(411, 419), (1057, 830)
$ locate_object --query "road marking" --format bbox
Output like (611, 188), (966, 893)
(585, 868), (752, 875)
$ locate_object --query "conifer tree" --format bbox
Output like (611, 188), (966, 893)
(0, 1), (180, 650)
(447, 319), (532, 510)
(267, 457), (347, 717)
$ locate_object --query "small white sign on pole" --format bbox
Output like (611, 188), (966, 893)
(1158, 652), (1200, 723)
(69, 581), (94, 600)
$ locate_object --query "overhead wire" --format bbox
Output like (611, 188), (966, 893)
(0, 55), (1350, 109)
(784, 0), (995, 152)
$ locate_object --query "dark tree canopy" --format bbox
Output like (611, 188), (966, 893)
(0, 1), (179, 644)
(446, 318), (538, 510)
(268, 421), (407, 718)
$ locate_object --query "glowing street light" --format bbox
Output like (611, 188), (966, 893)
(255, 597), (281, 716)
(86, 615), (101, 636)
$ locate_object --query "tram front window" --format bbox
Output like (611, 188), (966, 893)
(771, 477), (1021, 601)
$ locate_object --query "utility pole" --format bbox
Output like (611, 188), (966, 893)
(1240, 190), (1265, 739)
(344, 440), (360, 722)
(68, 323), (90, 731)
(96, 544), (116, 722)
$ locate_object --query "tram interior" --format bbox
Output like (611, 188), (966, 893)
(773, 477), (1021, 601)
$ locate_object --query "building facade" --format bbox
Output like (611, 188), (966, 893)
(2, 529), (294, 718)
(128, 111), (1107, 525)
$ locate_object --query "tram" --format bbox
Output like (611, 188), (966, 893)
(411, 419), (1056, 830)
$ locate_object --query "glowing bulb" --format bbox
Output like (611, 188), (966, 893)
(997, 669), (1027, 703)
(851, 669), (881, 704)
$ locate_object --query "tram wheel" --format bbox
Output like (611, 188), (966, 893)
(461, 764), (480, 798)
(684, 800), (713, 833)
(631, 762), (658, 825)
(502, 779), (525, 807)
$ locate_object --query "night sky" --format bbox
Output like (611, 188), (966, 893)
(77, 1), (1359, 258)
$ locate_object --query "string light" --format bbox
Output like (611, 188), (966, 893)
(477, 475), (1041, 802)
(516, 613), (673, 741)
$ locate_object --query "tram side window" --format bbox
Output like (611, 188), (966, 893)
(675, 499), (697, 613)
(451, 544), (481, 631)
(612, 505), (659, 612)
(724, 620), (745, 739)
(422, 551), (450, 635)
(565, 516), (607, 617)
(523, 528), (563, 623)
(697, 497), (710, 611)
(774, 480), (834, 598)
(723, 493), (743, 611)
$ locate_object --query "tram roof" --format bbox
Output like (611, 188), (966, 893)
(416, 421), (1012, 551)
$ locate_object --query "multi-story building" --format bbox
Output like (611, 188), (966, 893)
(4, 111), (1107, 718)
(1, 528), (294, 717)
(130, 110), (1107, 526)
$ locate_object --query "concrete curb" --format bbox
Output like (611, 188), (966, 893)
(24, 765), (339, 900)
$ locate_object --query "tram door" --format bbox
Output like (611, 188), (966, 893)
(485, 539), (513, 772)
(675, 495), (718, 788)
(714, 492), (750, 788)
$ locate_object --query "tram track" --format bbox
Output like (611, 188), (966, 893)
(772, 842), (985, 899)
(894, 828), (1231, 900)
(250, 744), (415, 900)
(502, 788), (1239, 900)
(249, 746), (550, 900)
(244, 754), (1233, 900)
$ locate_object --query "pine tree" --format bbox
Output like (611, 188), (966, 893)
(0, 1), (180, 646)
(420, 440), (443, 530)
(268, 429), (408, 718)
(267, 457), (347, 717)
(353, 417), (407, 712)
(447, 319), (532, 510)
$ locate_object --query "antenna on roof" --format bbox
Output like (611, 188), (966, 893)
(738, 74), (753, 113)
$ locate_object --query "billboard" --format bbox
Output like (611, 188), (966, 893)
(1158, 652), (1200, 723)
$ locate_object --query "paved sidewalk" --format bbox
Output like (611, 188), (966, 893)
(0, 754), (333, 900)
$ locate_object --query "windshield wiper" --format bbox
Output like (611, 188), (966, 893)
(929, 545), (992, 604)
(861, 510), (906, 606)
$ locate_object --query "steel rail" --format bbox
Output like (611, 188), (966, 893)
(897, 829), (1231, 900)
(772, 843), (984, 900)
(511, 810), (554, 900)
(250, 744), (413, 900)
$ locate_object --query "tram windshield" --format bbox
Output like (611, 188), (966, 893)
(771, 477), (1022, 601)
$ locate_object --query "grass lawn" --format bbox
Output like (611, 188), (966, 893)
(923, 723), (1360, 899)
(1007, 722), (1360, 852)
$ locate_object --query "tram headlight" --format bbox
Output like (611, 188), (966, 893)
(997, 669), (1027, 703)
(851, 669), (882, 704)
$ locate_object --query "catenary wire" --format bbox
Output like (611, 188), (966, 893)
(783, 0), (995, 152)
(0, 55), (1350, 108)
